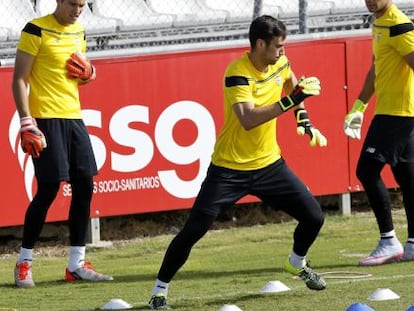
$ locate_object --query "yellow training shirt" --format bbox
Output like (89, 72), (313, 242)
(372, 4), (414, 116)
(17, 14), (87, 118)
(211, 52), (291, 170)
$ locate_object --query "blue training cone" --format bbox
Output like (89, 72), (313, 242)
(346, 302), (375, 311)
(407, 306), (414, 311)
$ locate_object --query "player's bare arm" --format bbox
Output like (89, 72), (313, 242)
(358, 61), (375, 102)
(12, 50), (35, 118)
(404, 51), (414, 70)
(233, 101), (285, 131)
(234, 73), (321, 131)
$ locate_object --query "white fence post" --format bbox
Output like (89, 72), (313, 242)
(339, 193), (351, 215)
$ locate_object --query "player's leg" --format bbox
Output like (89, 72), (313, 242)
(357, 156), (393, 231)
(64, 120), (111, 282)
(15, 182), (60, 287)
(15, 118), (66, 287)
(356, 156), (404, 265)
(150, 164), (248, 309)
(354, 116), (414, 265)
(391, 136), (414, 261)
(253, 159), (326, 290)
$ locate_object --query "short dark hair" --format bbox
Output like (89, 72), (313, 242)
(249, 15), (287, 48)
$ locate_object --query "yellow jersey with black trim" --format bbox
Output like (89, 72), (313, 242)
(211, 52), (291, 170)
(17, 14), (87, 118)
(372, 4), (414, 116)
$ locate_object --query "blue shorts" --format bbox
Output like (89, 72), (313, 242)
(361, 115), (414, 166)
(33, 119), (98, 182)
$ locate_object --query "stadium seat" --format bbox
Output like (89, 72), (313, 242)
(328, 0), (366, 14)
(0, 0), (38, 41)
(35, 0), (117, 35)
(261, 4), (280, 19)
(394, 0), (414, 9)
(0, 27), (8, 42)
(271, 0), (333, 19)
(200, 0), (256, 23)
(146, 0), (227, 27)
(93, 0), (174, 31)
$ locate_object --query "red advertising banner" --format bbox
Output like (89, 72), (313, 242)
(0, 35), (397, 227)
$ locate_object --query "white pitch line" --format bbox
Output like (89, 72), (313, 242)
(330, 272), (414, 285)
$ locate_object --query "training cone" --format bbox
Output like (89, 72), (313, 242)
(102, 298), (133, 310)
(260, 280), (291, 293)
(367, 288), (400, 301)
(217, 304), (243, 311)
(345, 302), (375, 311)
(407, 306), (414, 311)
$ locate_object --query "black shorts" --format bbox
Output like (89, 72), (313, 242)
(192, 158), (317, 217)
(360, 115), (414, 166)
(33, 119), (98, 183)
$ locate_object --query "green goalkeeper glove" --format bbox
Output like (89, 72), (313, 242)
(344, 99), (368, 140)
(295, 108), (327, 147)
(278, 76), (321, 112)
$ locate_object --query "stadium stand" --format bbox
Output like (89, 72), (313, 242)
(329, 0), (366, 14)
(35, 0), (118, 35)
(0, 0), (413, 61)
(199, 0), (258, 23)
(304, 0), (369, 31)
(92, 0), (174, 31)
(275, 0), (332, 19)
(0, 0), (37, 41)
(146, 0), (227, 27)
(0, 27), (8, 42)
(393, 0), (413, 9)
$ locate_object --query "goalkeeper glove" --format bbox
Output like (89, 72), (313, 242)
(295, 108), (327, 147)
(66, 52), (96, 81)
(344, 99), (368, 140)
(20, 117), (47, 158)
(278, 76), (321, 112)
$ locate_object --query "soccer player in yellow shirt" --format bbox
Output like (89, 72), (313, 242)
(344, 0), (414, 266)
(12, 0), (112, 287)
(149, 15), (328, 309)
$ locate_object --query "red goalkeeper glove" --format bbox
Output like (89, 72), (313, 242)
(20, 117), (47, 158)
(278, 76), (321, 112)
(66, 52), (96, 81)
(295, 108), (327, 147)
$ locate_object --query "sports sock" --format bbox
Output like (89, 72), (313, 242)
(68, 246), (86, 272)
(380, 230), (396, 239)
(289, 251), (306, 269)
(152, 279), (169, 297)
(379, 230), (401, 246)
(18, 247), (33, 263)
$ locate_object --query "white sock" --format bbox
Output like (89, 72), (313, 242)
(380, 230), (396, 239)
(289, 251), (306, 269)
(68, 246), (86, 272)
(152, 279), (169, 297)
(18, 247), (33, 263)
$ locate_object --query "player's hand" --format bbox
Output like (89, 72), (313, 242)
(20, 117), (47, 158)
(278, 76), (321, 112)
(344, 99), (368, 140)
(66, 52), (96, 81)
(295, 108), (327, 147)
